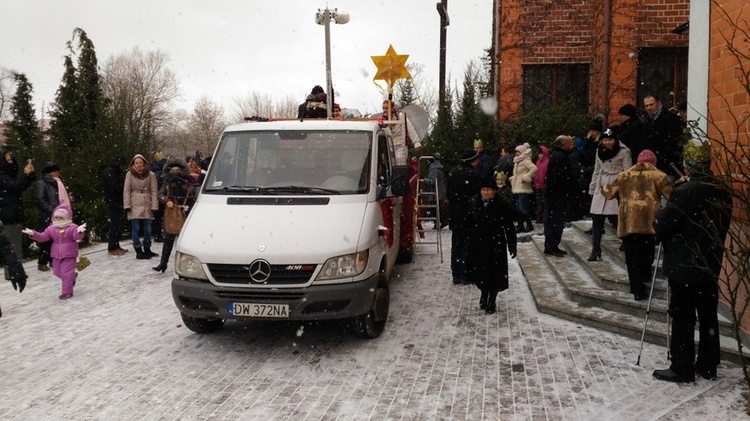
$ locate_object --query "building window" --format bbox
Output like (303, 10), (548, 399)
(637, 47), (688, 109)
(522, 64), (590, 111)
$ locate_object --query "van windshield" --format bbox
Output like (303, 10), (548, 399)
(203, 130), (372, 195)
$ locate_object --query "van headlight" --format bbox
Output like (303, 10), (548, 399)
(316, 251), (368, 281)
(175, 252), (209, 280)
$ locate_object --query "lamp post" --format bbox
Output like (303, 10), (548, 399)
(315, 7), (349, 118)
(436, 1), (450, 111)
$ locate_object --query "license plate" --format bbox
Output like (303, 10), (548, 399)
(228, 302), (289, 318)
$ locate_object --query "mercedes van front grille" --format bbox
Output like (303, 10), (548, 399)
(207, 263), (316, 285)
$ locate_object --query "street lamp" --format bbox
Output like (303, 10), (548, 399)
(315, 7), (349, 118)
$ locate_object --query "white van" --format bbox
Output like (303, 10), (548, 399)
(171, 119), (410, 338)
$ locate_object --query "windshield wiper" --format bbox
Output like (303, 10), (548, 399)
(264, 185), (341, 195)
(219, 185), (273, 194)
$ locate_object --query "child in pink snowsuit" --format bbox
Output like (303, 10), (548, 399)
(23, 204), (85, 300)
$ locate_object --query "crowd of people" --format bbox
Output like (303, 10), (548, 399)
(443, 94), (732, 383)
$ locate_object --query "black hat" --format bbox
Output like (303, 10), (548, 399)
(479, 177), (498, 190)
(311, 85), (324, 95)
(42, 162), (60, 174)
(460, 148), (479, 162)
(600, 128), (617, 140)
(589, 115), (604, 132)
(618, 104), (637, 118)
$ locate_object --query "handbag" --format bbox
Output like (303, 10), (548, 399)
(164, 189), (188, 235)
(76, 256), (91, 271)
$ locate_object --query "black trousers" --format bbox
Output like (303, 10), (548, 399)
(623, 234), (655, 296)
(668, 279), (720, 375)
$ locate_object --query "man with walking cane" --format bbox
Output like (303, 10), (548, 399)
(651, 141), (732, 383)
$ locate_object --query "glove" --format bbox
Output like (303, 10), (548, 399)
(21, 228), (33, 236)
(77, 223), (87, 233)
(509, 248), (517, 259)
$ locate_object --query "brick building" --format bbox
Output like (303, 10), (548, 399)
(492, 0), (691, 125)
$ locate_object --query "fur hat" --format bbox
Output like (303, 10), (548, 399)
(42, 162), (60, 174)
(474, 139), (484, 148)
(589, 115), (604, 132)
(460, 148), (479, 162)
(637, 149), (657, 166)
(515, 142), (530, 154)
(683, 141), (712, 172)
(618, 104), (638, 118)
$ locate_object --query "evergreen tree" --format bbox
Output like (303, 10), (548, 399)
(395, 78), (416, 108)
(3, 72), (41, 158)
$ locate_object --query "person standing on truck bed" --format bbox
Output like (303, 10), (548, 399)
(447, 148), (480, 284)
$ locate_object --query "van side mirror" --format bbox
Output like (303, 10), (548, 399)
(389, 165), (409, 197)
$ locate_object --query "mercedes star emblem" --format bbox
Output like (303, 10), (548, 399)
(249, 259), (271, 283)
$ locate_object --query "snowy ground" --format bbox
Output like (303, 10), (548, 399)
(0, 230), (748, 420)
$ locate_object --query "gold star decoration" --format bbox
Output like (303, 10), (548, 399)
(371, 45), (411, 89)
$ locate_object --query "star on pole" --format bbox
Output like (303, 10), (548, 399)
(371, 45), (411, 90)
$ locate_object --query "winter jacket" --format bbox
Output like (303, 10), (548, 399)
(123, 154), (158, 220)
(0, 150), (35, 224)
(34, 174), (70, 227)
(475, 152), (494, 181)
(601, 162), (672, 238)
(494, 154), (514, 179)
(102, 156), (127, 208)
(27, 204), (84, 259)
(533, 146), (549, 190)
(545, 146), (574, 202)
(642, 107), (685, 177)
(616, 117), (645, 161)
(588, 143), (632, 215)
(654, 173), (732, 285)
(157, 159), (196, 209)
(447, 163), (479, 230)
(509, 149), (537, 194)
(424, 159), (447, 202)
(465, 193), (517, 292)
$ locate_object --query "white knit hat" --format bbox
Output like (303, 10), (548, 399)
(515, 142), (531, 153)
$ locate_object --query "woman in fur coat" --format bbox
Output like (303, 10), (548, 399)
(587, 129), (631, 261)
(152, 158), (195, 273)
(509, 142), (537, 232)
(601, 149), (672, 300)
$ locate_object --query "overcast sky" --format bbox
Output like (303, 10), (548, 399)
(1, 0), (492, 117)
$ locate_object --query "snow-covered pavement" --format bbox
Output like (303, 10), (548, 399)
(0, 231), (746, 420)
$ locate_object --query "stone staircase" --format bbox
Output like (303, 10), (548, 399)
(516, 220), (746, 365)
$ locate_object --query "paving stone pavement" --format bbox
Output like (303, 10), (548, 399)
(0, 231), (746, 420)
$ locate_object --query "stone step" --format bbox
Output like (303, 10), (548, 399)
(518, 236), (744, 365)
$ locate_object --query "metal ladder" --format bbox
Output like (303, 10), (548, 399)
(414, 155), (444, 262)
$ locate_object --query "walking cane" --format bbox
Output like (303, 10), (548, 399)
(636, 243), (662, 366)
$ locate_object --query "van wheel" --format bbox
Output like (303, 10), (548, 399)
(353, 277), (390, 339)
(181, 312), (225, 334)
(396, 246), (413, 263)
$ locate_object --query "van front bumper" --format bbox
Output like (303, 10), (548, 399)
(171, 273), (379, 321)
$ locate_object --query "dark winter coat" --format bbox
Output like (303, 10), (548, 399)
(545, 146), (574, 202)
(447, 163), (479, 230)
(33, 174), (70, 227)
(465, 193), (517, 292)
(475, 152), (494, 181)
(602, 162), (672, 238)
(642, 108), (685, 177)
(615, 117), (645, 160)
(0, 222), (26, 282)
(654, 173), (732, 285)
(494, 154), (514, 179)
(0, 150), (35, 224)
(157, 159), (196, 209)
(102, 156), (127, 208)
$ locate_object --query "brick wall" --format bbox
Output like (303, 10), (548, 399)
(498, 0), (690, 124)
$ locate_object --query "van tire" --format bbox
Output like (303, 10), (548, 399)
(181, 312), (226, 334)
(352, 276), (389, 339)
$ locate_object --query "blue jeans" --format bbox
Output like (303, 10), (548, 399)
(514, 193), (532, 217)
(108, 206), (124, 251)
(451, 228), (470, 280)
(543, 199), (565, 252)
(131, 219), (152, 246)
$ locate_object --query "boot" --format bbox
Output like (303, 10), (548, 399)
(144, 241), (159, 258)
(485, 292), (498, 314)
(153, 238), (174, 273)
(525, 218), (535, 232)
(134, 244), (149, 260)
(535, 211), (543, 223)
(515, 223), (524, 233)
(587, 243), (601, 261)
(479, 290), (489, 310)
